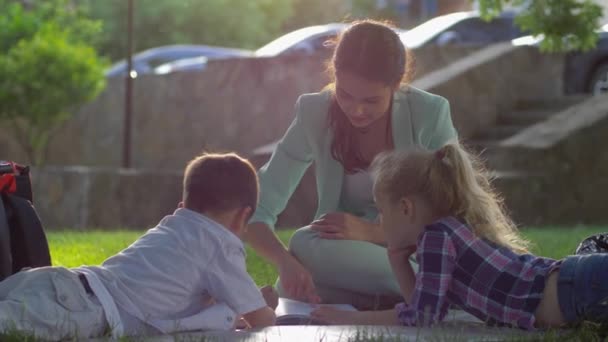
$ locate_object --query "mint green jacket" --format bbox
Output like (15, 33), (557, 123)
(250, 86), (457, 229)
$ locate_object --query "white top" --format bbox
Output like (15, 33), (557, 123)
(81, 208), (266, 334)
(340, 170), (378, 220)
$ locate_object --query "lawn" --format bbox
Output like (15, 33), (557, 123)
(47, 225), (607, 286)
(8, 225), (608, 341)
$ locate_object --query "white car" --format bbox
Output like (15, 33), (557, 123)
(105, 44), (252, 78)
(399, 11), (523, 49)
(255, 23), (348, 57)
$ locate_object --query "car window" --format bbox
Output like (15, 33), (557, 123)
(147, 58), (176, 68)
(449, 17), (519, 44)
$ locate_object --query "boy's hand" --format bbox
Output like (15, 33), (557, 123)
(260, 285), (279, 310)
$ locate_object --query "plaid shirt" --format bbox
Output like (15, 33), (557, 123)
(396, 216), (561, 330)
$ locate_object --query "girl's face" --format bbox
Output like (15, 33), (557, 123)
(334, 70), (395, 129)
(374, 190), (429, 248)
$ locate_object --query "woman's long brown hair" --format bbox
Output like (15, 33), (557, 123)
(325, 20), (412, 173)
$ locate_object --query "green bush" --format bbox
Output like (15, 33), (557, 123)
(0, 0), (106, 165)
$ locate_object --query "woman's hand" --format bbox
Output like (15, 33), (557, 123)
(278, 255), (321, 304)
(310, 212), (383, 243)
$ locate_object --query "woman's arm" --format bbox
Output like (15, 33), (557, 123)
(246, 96), (321, 303)
(245, 223), (319, 303)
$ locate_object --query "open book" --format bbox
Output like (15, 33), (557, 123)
(275, 297), (357, 325)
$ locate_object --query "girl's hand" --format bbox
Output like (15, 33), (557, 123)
(310, 307), (362, 325)
(387, 245), (417, 259)
(310, 212), (381, 243)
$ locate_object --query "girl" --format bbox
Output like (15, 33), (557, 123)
(312, 142), (607, 329)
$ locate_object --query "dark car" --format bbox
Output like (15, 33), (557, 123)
(400, 11), (524, 49)
(563, 30), (608, 95)
(513, 28), (608, 95)
(105, 44), (253, 78)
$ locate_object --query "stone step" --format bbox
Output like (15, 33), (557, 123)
(497, 109), (556, 126)
(514, 95), (589, 111)
(473, 124), (527, 141)
(464, 140), (528, 171)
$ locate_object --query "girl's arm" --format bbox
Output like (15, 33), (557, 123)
(387, 246), (417, 302)
(311, 307), (400, 325)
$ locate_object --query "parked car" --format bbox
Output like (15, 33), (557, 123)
(154, 56), (209, 75)
(399, 11), (525, 49)
(105, 44), (252, 78)
(513, 29), (608, 95)
(255, 23), (408, 57)
(254, 23), (349, 57)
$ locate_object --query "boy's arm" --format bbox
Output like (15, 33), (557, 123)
(207, 247), (271, 325)
(242, 306), (276, 328)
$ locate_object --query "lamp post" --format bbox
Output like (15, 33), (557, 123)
(123, 0), (135, 169)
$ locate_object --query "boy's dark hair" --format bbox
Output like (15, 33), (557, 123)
(183, 153), (259, 215)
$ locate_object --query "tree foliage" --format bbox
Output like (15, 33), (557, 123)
(81, 0), (293, 61)
(478, 0), (604, 52)
(0, 0), (106, 165)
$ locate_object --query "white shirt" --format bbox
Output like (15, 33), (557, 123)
(82, 208), (266, 334)
(341, 170), (378, 220)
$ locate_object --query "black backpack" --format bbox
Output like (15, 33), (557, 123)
(575, 233), (608, 255)
(0, 161), (51, 281)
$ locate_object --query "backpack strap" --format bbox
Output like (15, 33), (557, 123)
(3, 194), (51, 271)
(0, 198), (13, 280)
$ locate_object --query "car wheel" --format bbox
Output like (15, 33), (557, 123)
(588, 63), (608, 95)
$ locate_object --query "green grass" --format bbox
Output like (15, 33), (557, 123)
(21, 225), (605, 341)
(520, 225), (608, 259)
(47, 226), (608, 286)
(47, 229), (295, 286)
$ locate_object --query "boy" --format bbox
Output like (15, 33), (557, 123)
(0, 153), (276, 340)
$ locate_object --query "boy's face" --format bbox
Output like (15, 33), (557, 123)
(231, 206), (253, 239)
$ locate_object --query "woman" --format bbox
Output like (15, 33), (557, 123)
(246, 19), (457, 309)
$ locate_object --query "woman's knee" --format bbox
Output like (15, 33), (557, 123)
(287, 226), (318, 258)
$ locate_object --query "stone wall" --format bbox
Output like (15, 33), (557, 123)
(1, 45), (568, 229)
(31, 166), (182, 230)
(414, 43), (564, 138)
(492, 95), (608, 226)
(1, 46), (479, 169)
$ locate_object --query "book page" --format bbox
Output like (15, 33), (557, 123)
(275, 297), (357, 318)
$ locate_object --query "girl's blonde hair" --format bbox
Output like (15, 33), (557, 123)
(371, 142), (529, 254)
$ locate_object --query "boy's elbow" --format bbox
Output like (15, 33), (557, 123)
(243, 306), (276, 328)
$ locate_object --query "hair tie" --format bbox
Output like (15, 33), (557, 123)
(435, 149), (446, 161)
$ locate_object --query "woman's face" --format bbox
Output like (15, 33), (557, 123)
(334, 70), (395, 129)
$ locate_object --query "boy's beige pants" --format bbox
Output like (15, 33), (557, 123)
(0, 266), (107, 340)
